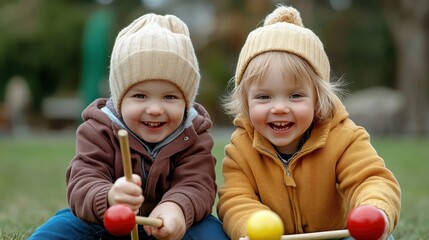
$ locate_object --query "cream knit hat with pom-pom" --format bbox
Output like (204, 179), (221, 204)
(109, 13), (200, 115)
(235, 5), (330, 86)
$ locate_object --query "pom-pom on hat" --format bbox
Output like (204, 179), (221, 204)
(109, 13), (200, 115)
(235, 5), (330, 86)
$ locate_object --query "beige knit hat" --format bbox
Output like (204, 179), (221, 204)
(235, 5), (330, 86)
(109, 13), (200, 115)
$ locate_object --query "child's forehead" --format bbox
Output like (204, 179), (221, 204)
(252, 64), (313, 88)
(245, 52), (315, 84)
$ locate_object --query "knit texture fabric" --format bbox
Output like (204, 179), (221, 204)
(109, 13), (200, 115)
(235, 5), (330, 86)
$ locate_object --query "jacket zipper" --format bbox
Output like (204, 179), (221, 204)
(278, 152), (298, 176)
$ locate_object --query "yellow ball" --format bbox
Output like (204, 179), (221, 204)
(247, 210), (284, 240)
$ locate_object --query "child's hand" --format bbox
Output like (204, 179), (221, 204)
(144, 202), (186, 240)
(377, 209), (390, 240)
(108, 174), (144, 214)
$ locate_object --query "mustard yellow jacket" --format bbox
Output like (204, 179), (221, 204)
(217, 102), (401, 240)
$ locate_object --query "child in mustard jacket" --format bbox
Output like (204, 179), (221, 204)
(217, 5), (400, 240)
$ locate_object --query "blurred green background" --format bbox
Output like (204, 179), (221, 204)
(0, 0), (428, 239)
(0, 0), (428, 135)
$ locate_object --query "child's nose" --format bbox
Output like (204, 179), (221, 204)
(271, 102), (290, 114)
(146, 103), (164, 115)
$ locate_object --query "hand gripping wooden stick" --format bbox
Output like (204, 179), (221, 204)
(281, 229), (350, 240)
(118, 129), (139, 240)
(136, 216), (163, 227)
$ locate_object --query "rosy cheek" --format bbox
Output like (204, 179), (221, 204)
(249, 109), (264, 126)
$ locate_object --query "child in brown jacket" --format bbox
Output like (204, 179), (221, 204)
(29, 13), (228, 240)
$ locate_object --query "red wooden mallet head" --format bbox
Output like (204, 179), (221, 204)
(104, 204), (163, 236)
(347, 205), (386, 240)
(104, 204), (136, 236)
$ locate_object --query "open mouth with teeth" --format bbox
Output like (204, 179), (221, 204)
(269, 121), (293, 131)
(143, 121), (165, 128)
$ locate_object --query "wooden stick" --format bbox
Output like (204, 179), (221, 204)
(119, 129), (134, 183)
(136, 216), (163, 228)
(281, 229), (350, 240)
(118, 129), (139, 240)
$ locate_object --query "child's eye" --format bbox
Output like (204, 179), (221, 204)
(164, 95), (178, 100)
(133, 94), (146, 99)
(290, 93), (303, 99)
(256, 95), (270, 100)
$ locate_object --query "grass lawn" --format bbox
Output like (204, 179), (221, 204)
(0, 130), (428, 239)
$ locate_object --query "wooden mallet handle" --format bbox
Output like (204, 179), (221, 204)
(118, 129), (139, 240)
(119, 129), (134, 182)
(281, 229), (350, 240)
(136, 216), (163, 228)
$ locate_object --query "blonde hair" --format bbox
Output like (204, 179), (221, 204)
(223, 51), (346, 123)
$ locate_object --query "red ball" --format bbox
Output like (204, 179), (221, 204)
(347, 205), (385, 240)
(103, 204), (136, 236)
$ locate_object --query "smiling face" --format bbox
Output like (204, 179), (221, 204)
(247, 55), (316, 154)
(120, 80), (186, 143)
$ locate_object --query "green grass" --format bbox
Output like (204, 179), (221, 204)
(0, 135), (72, 239)
(0, 132), (428, 239)
(370, 137), (429, 239)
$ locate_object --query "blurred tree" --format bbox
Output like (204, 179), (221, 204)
(0, 0), (87, 109)
(320, 1), (395, 90)
(381, 0), (429, 135)
(80, 9), (115, 110)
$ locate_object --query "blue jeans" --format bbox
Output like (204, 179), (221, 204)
(28, 208), (229, 240)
